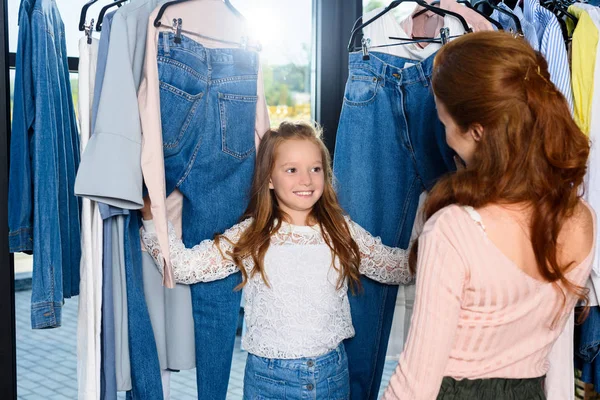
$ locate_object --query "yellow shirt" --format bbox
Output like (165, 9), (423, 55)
(568, 5), (599, 136)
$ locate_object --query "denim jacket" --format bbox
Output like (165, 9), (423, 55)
(9, 0), (81, 328)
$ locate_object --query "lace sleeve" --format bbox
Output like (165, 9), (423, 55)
(141, 218), (253, 284)
(348, 219), (413, 285)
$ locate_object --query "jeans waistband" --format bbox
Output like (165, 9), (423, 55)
(348, 50), (435, 86)
(251, 344), (346, 370)
(158, 32), (258, 68)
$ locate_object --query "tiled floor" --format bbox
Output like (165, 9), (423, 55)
(15, 290), (396, 399)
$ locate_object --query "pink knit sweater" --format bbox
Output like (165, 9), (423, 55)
(384, 203), (595, 399)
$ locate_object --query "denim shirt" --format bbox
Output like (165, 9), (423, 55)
(9, 0), (81, 328)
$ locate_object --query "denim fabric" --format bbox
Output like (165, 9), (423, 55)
(334, 51), (454, 399)
(157, 32), (259, 399)
(575, 306), (600, 387)
(124, 212), (163, 399)
(243, 345), (349, 400)
(10, 0), (81, 329)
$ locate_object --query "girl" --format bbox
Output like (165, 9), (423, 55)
(141, 121), (413, 399)
(384, 31), (595, 400)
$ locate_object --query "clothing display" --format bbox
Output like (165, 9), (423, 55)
(7, 0), (600, 399)
(137, 2), (270, 397)
(76, 35), (103, 400)
(9, 0), (81, 329)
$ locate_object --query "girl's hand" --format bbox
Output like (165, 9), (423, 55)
(141, 196), (152, 221)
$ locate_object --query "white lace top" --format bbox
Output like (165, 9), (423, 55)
(141, 217), (412, 359)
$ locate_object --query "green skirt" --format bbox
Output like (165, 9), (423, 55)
(437, 376), (546, 399)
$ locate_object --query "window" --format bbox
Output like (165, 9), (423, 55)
(232, 0), (313, 126)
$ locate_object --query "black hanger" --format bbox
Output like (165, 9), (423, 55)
(79, 0), (101, 31)
(473, 0), (523, 34)
(456, 0), (504, 30)
(96, 0), (127, 31)
(153, 0), (243, 28)
(348, 0), (472, 52)
(413, 0), (504, 30)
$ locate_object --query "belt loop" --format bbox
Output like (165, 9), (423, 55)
(416, 63), (428, 87)
(268, 358), (275, 370)
(336, 345), (342, 364)
(162, 30), (170, 56)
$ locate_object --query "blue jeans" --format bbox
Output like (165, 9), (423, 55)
(10, 0), (81, 329)
(333, 51), (454, 399)
(575, 306), (600, 387)
(124, 212), (163, 399)
(157, 32), (259, 399)
(244, 345), (350, 400)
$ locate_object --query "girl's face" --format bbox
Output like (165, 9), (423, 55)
(269, 139), (325, 225)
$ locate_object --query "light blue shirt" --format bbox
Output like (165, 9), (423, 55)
(523, 0), (574, 111)
(491, 2), (540, 51)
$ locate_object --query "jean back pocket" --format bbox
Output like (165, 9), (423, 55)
(218, 92), (257, 160)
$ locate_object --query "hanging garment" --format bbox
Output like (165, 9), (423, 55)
(580, 4), (600, 307)
(383, 203), (595, 399)
(76, 35), (103, 400)
(362, 5), (469, 61)
(568, 4), (599, 136)
(142, 190), (195, 373)
(523, 0), (574, 111)
(139, 30), (262, 399)
(75, 1), (169, 397)
(9, 0), (81, 329)
(491, 2), (540, 50)
(575, 307), (600, 390)
(90, 12), (123, 399)
(334, 49), (456, 400)
(386, 192), (426, 360)
(138, 1), (270, 398)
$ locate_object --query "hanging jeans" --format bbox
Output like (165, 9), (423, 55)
(333, 51), (455, 400)
(157, 32), (259, 399)
(575, 306), (600, 388)
(124, 211), (163, 399)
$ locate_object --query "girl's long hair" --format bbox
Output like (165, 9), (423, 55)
(216, 121), (362, 291)
(410, 32), (590, 321)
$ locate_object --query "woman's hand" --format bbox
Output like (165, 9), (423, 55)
(141, 196), (152, 221)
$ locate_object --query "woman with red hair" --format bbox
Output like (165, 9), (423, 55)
(384, 31), (595, 400)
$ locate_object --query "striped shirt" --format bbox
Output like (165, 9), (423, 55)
(524, 0), (574, 112)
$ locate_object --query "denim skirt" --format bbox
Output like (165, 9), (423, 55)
(243, 344), (349, 399)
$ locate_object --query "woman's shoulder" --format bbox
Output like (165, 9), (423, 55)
(421, 204), (473, 238)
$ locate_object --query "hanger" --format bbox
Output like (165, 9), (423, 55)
(79, 0), (102, 31)
(456, 0), (504, 30)
(413, 0), (504, 30)
(473, 0), (523, 34)
(153, 0), (244, 28)
(348, 0), (472, 52)
(96, 0), (127, 31)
